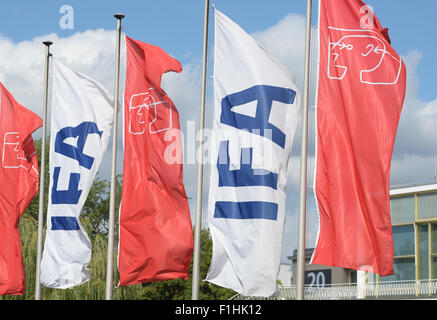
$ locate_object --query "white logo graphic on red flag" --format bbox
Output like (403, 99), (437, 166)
(128, 87), (172, 135)
(0, 82), (42, 295)
(118, 35), (193, 286)
(327, 27), (402, 85)
(2, 133), (37, 174)
(312, 0), (407, 276)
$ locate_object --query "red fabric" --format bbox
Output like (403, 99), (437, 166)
(118, 36), (193, 286)
(0, 82), (42, 295)
(312, 0), (406, 276)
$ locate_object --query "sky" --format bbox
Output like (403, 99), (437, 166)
(0, 0), (436, 266)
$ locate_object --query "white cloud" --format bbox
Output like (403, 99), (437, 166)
(251, 13), (307, 91)
(0, 30), (116, 117)
(390, 51), (437, 185)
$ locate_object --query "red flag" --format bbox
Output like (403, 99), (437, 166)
(312, 0), (406, 276)
(118, 36), (193, 286)
(0, 82), (42, 295)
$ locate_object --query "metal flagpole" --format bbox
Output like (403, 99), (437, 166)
(296, 0), (313, 300)
(35, 41), (52, 300)
(105, 13), (124, 301)
(192, 0), (210, 300)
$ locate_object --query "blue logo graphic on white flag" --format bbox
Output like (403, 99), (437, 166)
(40, 60), (113, 289)
(206, 10), (300, 297)
(215, 85), (296, 221)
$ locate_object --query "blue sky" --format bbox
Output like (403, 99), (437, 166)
(0, 0), (436, 264)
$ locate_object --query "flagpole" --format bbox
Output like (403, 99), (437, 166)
(35, 40), (52, 300)
(192, 0), (210, 300)
(296, 0), (313, 300)
(105, 13), (124, 301)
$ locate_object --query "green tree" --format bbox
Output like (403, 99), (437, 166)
(140, 228), (236, 300)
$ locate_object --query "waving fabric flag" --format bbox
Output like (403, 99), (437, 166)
(0, 83), (42, 295)
(312, 0), (406, 276)
(206, 10), (300, 297)
(40, 59), (113, 288)
(118, 36), (193, 286)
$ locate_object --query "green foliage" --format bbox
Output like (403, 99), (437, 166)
(1, 138), (235, 300)
(140, 229), (236, 300)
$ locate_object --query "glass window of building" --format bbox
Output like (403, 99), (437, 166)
(390, 196), (415, 224)
(432, 223), (437, 279)
(362, 185), (437, 288)
(393, 225), (415, 256)
(380, 224), (415, 282)
(418, 223), (429, 280)
(418, 193), (437, 219)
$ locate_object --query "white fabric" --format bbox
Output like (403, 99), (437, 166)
(40, 59), (113, 288)
(206, 10), (301, 297)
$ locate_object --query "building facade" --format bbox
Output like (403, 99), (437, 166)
(382, 182), (437, 282)
(288, 248), (356, 287)
(288, 182), (437, 286)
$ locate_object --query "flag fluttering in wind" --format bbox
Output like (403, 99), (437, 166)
(206, 9), (300, 297)
(0, 82), (42, 295)
(118, 36), (193, 286)
(312, 0), (406, 276)
(40, 59), (113, 288)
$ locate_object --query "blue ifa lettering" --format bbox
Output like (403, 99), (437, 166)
(51, 122), (102, 229)
(214, 201), (278, 220)
(51, 216), (80, 231)
(217, 140), (278, 189)
(51, 166), (82, 205)
(55, 121), (102, 170)
(215, 85), (295, 221)
(220, 85), (296, 149)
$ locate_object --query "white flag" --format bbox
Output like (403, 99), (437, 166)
(40, 59), (113, 288)
(206, 10), (301, 297)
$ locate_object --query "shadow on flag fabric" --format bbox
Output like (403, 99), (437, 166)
(312, 0), (407, 276)
(0, 82), (42, 295)
(118, 36), (193, 286)
(40, 59), (113, 288)
(206, 9), (300, 297)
